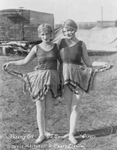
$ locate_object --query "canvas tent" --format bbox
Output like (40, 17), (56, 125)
(53, 26), (117, 52)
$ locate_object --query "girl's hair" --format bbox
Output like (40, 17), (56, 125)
(37, 23), (53, 35)
(62, 19), (78, 30)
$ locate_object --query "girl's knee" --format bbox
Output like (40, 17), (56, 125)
(75, 94), (81, 100)
(75, 90), (83, 100)
(72, 105), (78, 111)
(73, 91), (83, 103)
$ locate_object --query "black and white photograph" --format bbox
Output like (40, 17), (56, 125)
(0, 0), (117, 149)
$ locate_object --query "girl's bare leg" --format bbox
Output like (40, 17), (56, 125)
(64, 85), (72, 122)
(69, 90), (82, 144)
(45, 91), (54, 138)
(35, 99), (46, 144)
(62, 85), (72, 138)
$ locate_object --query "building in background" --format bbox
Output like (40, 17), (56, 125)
(97, 20), (116, 28)
(0, 9), (54, 41)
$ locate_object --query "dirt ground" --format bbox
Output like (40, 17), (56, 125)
(1, 53), (117, 150)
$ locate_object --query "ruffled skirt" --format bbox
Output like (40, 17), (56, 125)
(61, 63), (96, 93)
(5, 68), (60, 102)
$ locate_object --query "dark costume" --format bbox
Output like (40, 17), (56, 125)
(58, 38), (112, 93)
(5, 44), (60, 102)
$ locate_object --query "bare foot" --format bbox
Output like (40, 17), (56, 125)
(69, 135), (78, 145)
(35, 135), (46, 144)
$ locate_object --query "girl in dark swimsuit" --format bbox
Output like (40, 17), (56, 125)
(58, 19), (110, 144)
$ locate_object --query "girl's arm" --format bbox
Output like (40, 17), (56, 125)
(2, 46), (36, 70)
(81, 42), (92, 67)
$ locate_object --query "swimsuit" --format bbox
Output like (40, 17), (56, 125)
(5, 44), (60, 102)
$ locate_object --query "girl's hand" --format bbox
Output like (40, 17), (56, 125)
(2, 62), (11, 70)
(92, 61), (113, 72)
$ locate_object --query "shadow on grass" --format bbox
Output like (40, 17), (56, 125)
(54, 125), (117, 143)
(76, 125), (117, 143)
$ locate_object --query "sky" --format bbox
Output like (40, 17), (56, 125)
(0, 0), (117, 24)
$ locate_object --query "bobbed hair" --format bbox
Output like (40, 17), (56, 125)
(62, 19), (78, 30)
(37, 23), (53, 35)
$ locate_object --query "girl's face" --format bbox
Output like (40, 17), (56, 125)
(62, 27), (76, 39)
(39, 31), (51, 42)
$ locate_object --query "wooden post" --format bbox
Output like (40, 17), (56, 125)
(101, 6), (103, 27)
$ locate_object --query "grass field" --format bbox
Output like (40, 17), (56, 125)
(1, 53), (117, 150)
